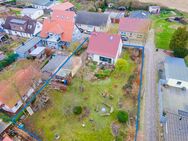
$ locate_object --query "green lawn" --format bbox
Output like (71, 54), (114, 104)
(25, 50), (138, 141)
(152, 13), (183, 50)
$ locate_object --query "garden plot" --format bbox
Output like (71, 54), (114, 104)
(24, 49), (142, 141)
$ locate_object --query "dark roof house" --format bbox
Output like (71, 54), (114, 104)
(76, 11), (110, 27)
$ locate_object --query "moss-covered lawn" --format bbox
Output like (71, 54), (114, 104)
(25, 50), (138, 141)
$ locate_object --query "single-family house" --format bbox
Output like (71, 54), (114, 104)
(119, 17), (151, 46)
(30, 0), (55, 9)
(75, 11), (110, 33)
(104, 11), (125, 23)
(42, 54), (82, 80)
(15, 37), (42, 58)
(40, 11), (81, 49)
(164, 56), (188, 89)
(21, 8), (44, 19)
(149, 6), (160, 14)
(51, 1), (74, 12)
(0, 66), (41, 114)
(2, 16), (42, 38)
(87, 32), (122, 65)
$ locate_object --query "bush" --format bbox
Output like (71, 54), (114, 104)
(95, 69), (111, 79)
(73, 106), (82, 115)
(0, 53), (18, 70)
(117, 110), (129, 123)
(185, 55), (188, 67)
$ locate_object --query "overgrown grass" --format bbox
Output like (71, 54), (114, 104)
(25, 50), (137, 141)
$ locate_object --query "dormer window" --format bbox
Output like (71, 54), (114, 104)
(28, 25), (32, 29)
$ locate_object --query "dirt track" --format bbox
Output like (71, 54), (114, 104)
(139, 0), (188, 13)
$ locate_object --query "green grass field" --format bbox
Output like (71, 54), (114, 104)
(152, 13), (183, 50)
(25, 50), (138, 141)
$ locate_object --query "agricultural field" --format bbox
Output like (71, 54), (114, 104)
(24, 49), (141, 141)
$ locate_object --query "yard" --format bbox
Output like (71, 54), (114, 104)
(152, 13), (184, 50)
(24, 49), (141, 141)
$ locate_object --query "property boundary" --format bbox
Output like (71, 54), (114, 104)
(123, 44), (145, 141)
(10, 38), (89, 141)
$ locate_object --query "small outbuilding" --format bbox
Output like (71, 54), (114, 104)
(164, 56), (188, 89)
(149, 6), (160, 14)
(29, 46), (45, 59)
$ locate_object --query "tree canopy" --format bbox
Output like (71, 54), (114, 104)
(169, 27), (188, 58)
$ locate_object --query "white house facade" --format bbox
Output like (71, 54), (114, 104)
(21, 8), (44, 19)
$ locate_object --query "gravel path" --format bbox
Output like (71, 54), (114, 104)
(144, 29), (158, 141)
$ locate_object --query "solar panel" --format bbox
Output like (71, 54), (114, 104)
(178, 110), (188, 117)
(10, 19), (26, 24)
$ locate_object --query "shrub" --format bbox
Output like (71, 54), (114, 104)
(73, 106), (82, 115)
(117, 110), (129, 123)
(95, 69), (111, 79)
(185, 55), (188, 67)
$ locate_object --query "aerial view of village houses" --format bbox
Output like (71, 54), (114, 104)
(0, 0), (188, 141)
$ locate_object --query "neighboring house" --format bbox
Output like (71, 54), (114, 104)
(129, 10), (150, 19)
(51, 1), (74, 12)
(41, 11), (81, 49)
(30, 0), (55, 9)
(164, 56), (188, 89)
(104, 11), (125, 23)
(21, 8), (44, 19)
(87, 32), (122, 65)
(2, 16), (42, 38)
(149, 6), (160, 14)
(119, 17), (151, 46)
(42, 54), (82, 79)
(0, 0), (12, 4)
(0, 66), (41, 114)
(15, 37), (41, 58)
(75, 11), (110, 33)
(0, 120), (11, 138)
(29, 46), (45, 59)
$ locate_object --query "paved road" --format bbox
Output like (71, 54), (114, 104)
(144, 29), (158, 141)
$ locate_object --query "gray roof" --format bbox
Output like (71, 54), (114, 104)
(129, 10), (150, 19)
(31, 0), (53, 6)
(3, 16), (37, 34)
(76, 11), (109, 26)
(16, 37), (41, 54)
(164, 112), (188, 141)
(22, 8), (43, 14)
(165, 56), (188, 82)
(42, 55), (72, 73)
(0, 120), (11, 134)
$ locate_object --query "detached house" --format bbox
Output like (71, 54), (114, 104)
(119, 17), (151, 46)
(164, 56), (188, 89)
(75, 11), (110, 33)
(40, 11), (81, 49)
(2, 16), (42, 38)
(21, 8), (44, 20)
(87, 32), (122, 65)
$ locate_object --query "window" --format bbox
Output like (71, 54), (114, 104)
(99, 56), (112, 63)
(177, 81), (182, 85)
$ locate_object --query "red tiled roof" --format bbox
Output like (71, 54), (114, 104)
(0, 66), (41, 108)
(87, 32), (121, 58)
(51, 10), (75, 22)
(3, 136), (13, 141)
(119, 18), (151, 33)
(51, 2), (74, 11)
(40, 11), (74, 42)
